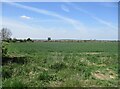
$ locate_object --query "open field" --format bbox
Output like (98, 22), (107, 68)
(2, 41), (118, 87)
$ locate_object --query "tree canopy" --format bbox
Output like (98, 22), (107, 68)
(1, 28), (12, 40)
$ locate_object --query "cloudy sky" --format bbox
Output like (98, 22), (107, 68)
(1, 2), (118, 40)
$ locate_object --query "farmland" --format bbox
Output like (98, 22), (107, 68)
(2, 41), (118, 87)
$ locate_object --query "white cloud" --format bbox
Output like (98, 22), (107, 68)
(100, 3), (118, 8)
(7, 2), (88, 33)
(20, 15), (31, 19)
(3, 2), (118, 40)
(2, 18), (117, 40)
(61, 5), (70, 12)
(91, 16), (117, 30)
(66, 2), (117, 30)
(2, 18), (87, 39)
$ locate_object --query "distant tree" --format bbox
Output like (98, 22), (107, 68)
(5, 38), (12, 43)
(27, 38), (32, 42)
(19, 39), (24, 42)
(23, 39), (27, 42)
(12, 38), (17, 43)
(1, 28), (12, 41)
(48, 37), (51, 41)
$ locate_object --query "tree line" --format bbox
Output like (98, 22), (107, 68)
(0, 28), (52, 42)
(0, 28), (33, 42)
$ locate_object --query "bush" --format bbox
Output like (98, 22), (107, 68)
(3, 38), (12, 43)
(38, 71), (51, 82)
(2, 67), (12, 79)
(50, 62), (67, 71)
(19, 39), (24, 42)
(48, 37), (51, 41)
(23, 39), (27, 42)
(27, 38), (32, 41)
(2, 42), (8, 57)
(38, 71), (57, 82)
(12, 38), (17, 43)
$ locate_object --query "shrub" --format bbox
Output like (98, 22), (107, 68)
(38, 71), (58, 82)
(12, 38), (17, 43)
(19, 39), (24, 42)
(2, 42), (8, 57)
(48, 37), (51, 41)
(3, 38), (12, 43)
(23, 39), (27, 42)
(50, 62), (67, 71)
(27, 38), (32, 41)
(38, 71), (51, 82)
(2, 67), (12, 79)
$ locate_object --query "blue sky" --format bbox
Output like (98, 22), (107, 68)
(1, 2), (118, 40)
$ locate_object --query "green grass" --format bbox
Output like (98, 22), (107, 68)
(2, 41), (118, 87)
(7, 42), (117, 53)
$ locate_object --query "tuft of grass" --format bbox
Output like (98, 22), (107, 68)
(2, 67), (13, 79)
(38, 71), (58, 82)
(50, 62), (67, 71)
(38, 71), (51, 82)
(3, 78), (27, 88)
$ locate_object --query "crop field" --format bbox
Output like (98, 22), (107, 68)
(2, 41), (118, 87)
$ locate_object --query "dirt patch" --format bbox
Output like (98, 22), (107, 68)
(92, 70), (116, 80)
(91, 63), (106, 67)
(80, 58), (87, 62)
(79, 52), (101, 55)
(85, 52), (101, 55)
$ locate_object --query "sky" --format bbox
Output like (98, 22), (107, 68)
(1, 2), (118, 40)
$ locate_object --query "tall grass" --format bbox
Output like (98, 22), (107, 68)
(2, 41), (118, 87)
